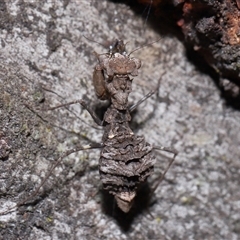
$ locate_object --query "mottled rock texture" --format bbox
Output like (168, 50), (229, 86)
(0, 0), (240, 239)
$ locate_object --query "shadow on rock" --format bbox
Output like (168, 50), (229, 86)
(101, 182), (152, 232)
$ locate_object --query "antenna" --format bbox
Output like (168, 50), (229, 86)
(83, 35), (106, 49)
(128, 38), (162, 56)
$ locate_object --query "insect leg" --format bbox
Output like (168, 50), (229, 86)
(0, 143), (103, 215)
(129, 89), (156, 112)
(47, 99), (103, 126)
(129, 72), (166, 112)
(150, 146), (178, 196)
(93, 64), (109, 100)
(79, 99), (104, 126)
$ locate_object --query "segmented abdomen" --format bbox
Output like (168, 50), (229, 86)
(99, 134), (155, 196)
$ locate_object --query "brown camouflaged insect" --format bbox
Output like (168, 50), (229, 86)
(1, 39), (177, 214)
(90, 39), (177, 212)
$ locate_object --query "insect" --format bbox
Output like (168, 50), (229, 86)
(1, 39), (177, 214)
(91, 39), (177, 212)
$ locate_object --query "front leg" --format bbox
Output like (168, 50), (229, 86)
(92, 64), (109, 100)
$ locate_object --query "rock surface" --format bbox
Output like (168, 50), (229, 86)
(0, 0), (240, 239)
